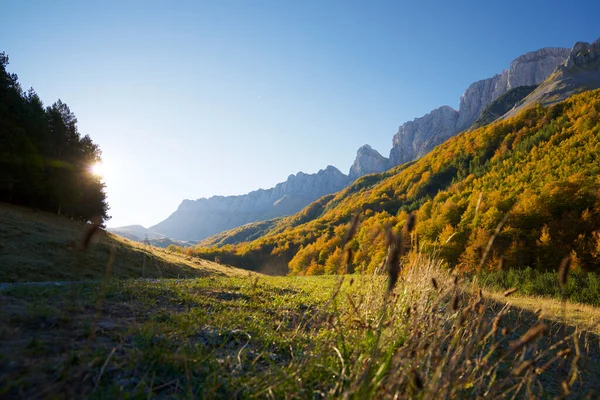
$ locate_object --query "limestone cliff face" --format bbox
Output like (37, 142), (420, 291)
(150, 166), (349, 241)
(388, 47), (570, 166)
(503, 38), (600, 119)
(348, 145), (389, 180)
(389, 106), (459, 166)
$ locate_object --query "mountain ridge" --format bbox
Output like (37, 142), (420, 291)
(150, 39), (589, 245)
(150, 165), (349, 241)
(189, 87), (600, 276)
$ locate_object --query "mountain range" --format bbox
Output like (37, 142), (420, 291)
(186, 37), (600, 275)
(113, 38), (598, 245)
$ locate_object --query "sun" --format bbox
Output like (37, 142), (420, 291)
(89, 162), (107, 178)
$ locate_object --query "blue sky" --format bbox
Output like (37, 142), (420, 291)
(2, 0), (599, 227)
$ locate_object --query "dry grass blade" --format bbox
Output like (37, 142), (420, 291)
(512, 360), (534, 376)
(503, 288), (518, 297)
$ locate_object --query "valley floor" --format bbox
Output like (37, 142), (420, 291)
(2, 272), (600, 398)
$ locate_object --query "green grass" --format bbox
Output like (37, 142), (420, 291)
(2, 204), (600, 398)
(478, 267), (600, 306)
(2, 260), (599, 398)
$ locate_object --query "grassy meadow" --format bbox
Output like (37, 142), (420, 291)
(2, 256), (600, 398)
(2, 205), (600, 398)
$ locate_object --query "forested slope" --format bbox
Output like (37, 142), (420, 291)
(183, 89), (600, 276)
(0, 52), (108, 222)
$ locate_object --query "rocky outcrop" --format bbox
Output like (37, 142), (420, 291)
(389, 106), (459, 166)
(503, 38), (600, 119)
(563, 38), (600, 70)
(348, 145), (389, 180)
(388, 47), (570, 166)
(151, 166), (350, 241)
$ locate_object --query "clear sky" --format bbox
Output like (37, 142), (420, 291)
(2, 0), (599, 227)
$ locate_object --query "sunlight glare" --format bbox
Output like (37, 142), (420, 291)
(89, 162), (107, 178)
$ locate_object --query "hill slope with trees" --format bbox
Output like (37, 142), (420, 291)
(184, 89), (600, 276)
(0, 52), (108, 222)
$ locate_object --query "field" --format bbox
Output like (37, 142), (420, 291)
(2, 263), (600, 398)
(2, 205), (600, 398)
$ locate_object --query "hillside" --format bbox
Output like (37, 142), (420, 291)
(0, 203), (250, 283)
(470, 85), (537, 129)
(189, 89), (600, 276)
(146, 43), (575, 246)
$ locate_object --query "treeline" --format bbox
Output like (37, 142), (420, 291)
(0, 52), (109, 222)
(175, 89), (600, 277)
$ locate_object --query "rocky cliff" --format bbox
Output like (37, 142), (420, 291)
(387, 47), (570, 166)
(348, 145), (389, 180)
(151, 166), (350, 241)
(504, 38), (600, 118)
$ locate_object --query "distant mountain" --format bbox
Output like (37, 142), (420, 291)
(192, 87), (600, 276)
(151, 166), (350, 241)
(150, 39), (589, 246)
(348, 145), (389, 180)
(107, 225), (194, 248)
(108, 225), (164, 241)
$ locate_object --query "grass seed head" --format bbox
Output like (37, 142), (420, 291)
(82, 216), (102, 250)
(498, 256), (505, 270)
(559, 255), (571, 287)
(386, 230), (403, 293)
(411, 368), (424, 390)
(510, 323), (548, 351)
(345, 248), (355, 274)
(452, 295), (459, 311)
(431, 278), (438, 291)
(342, 214), (360, 246)
(405, 213), (416, 233)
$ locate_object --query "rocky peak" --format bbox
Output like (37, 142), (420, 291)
(389, 105), (459, 166)
(502, 38), (600, 119)
(455, 47), (570, 132)
(348, 145), (390, 180)
(563, 39), (600, 70)
(389, 46), (569, 167)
